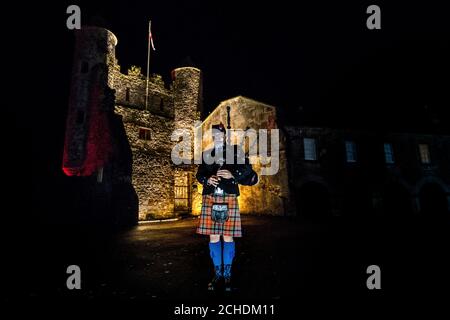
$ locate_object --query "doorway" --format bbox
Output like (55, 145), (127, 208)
(174, 171), (191, 214)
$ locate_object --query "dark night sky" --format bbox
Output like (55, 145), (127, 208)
(34, 0), (449, 129)
(16, 0), (448, 223)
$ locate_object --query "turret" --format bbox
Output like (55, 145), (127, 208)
(172, 67), (203, 128)
(62, 27), (118, 176)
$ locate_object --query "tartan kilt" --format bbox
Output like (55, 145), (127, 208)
(196, 194), (242, 237)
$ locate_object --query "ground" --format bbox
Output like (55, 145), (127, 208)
(6, 214), (450, 314)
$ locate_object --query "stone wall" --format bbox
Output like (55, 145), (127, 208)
(111, 66), (202, 219)
(63, 27), (118, 173)
(68, 27), (296, 220)
(64, 27), (140, 226)
(112, 65), (174, 118)
(115, 106), (177, 219)
(66, 26), (450, 222)
(192, 96), (291, 216)
(284, 126), (450, 218)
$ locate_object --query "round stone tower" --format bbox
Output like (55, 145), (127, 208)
(70, 26), (118, 92)
(172, 67), (203, 129)
(62, 27), (118, 176)
(171, 67), (203, 163)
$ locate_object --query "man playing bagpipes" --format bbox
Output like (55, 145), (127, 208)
(196, 108), (258, 292)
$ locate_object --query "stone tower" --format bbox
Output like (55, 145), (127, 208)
(63, 27), (118, 176)
(172, 67), (203, 131)
(63, 26), (138, 226)
(171, 67), (203, 214)
(64, 27), (207, 221)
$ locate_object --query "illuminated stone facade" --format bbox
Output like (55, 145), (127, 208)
(66, 26), (449, 223)
(193, 96), (293, 216)
(68, 26), (292, 220)
(112, 66), (202, 220)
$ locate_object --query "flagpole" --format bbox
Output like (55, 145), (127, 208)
(145, 20), (151, 111)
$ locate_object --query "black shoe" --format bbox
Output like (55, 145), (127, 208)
(208, 265), (222, 291)
(224, 277), (232, 292)
(208, 275), (222, 291)
(223, 264), (232, 292)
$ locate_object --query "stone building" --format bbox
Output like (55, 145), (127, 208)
(284, 127), (450, 220)
(63, 26), (291, 222)
(193, 96), (292, 216)
(112, 65), (202, 220)
(63, 27), (202, 221)
(63, 26), (449, 224)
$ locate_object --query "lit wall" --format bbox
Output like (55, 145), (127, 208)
(192, 96), (290, 216)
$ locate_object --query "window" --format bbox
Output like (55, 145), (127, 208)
(384, 143), (395, 164)
(138, 128), (151, 141)
(345, 141), (357, 162)
(125, 88), (130, 102)
(419, 144), (431, 164)
(80, 61), (89, 74)
(303, 138), (317, 160)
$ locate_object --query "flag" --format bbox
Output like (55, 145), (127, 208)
(149, 23), (156, 51)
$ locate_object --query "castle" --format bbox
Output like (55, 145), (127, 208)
(63, 26), (291, 222)
(63, 27), (449, 225)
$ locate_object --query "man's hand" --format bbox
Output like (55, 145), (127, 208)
(207, 175), (220, 187)
(217, 169), (234, 180)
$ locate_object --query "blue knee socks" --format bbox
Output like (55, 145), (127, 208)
(223, 241), (235, 265)
(209, 240), (235, 278)
(209, 241), (222, 267)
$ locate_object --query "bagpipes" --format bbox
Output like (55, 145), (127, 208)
(226, 106), (258, 186)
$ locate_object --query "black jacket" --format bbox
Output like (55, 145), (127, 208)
(196, 144), (258, 196)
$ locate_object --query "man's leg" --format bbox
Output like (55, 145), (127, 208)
(223, 236), (235, 291)
(208, 235), (222, 290)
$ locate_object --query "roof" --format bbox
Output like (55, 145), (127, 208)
(203, 95), (276, 125)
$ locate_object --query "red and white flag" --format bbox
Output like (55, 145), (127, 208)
(149, 23), (156, 51)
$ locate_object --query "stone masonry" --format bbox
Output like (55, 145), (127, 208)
(66, 26), (292, 220)
(66, 26), (448, 222)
